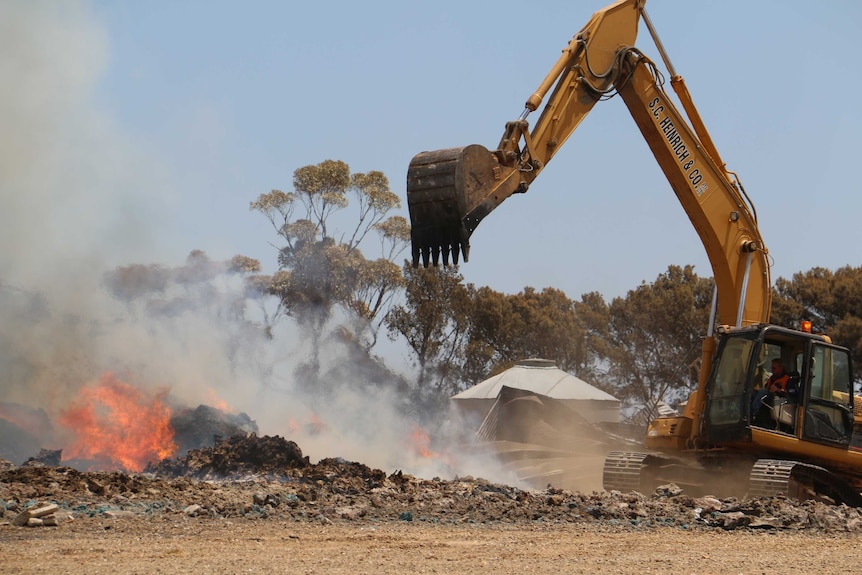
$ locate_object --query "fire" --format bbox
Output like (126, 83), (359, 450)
(287, 413), (326, 435)
(406, 426), (455, 472)
(206, 387), (231, 413)
(308, 412), (325, 434)
(58, 372), (177, 472)
(408, 426), (437, 459)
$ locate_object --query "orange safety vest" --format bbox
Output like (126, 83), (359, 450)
(767, 372), (790, 394)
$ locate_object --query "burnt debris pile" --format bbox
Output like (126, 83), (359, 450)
(169, 404), (259, 457)
(146, 434), (309, 478)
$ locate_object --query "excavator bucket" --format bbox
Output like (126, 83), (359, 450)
(406, 144), (522, 267)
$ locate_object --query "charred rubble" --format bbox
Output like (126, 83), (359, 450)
(168, 404), (259, 457)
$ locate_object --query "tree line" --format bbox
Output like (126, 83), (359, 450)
(104, 160), (862, 422)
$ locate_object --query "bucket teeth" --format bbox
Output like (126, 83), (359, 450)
(450, 242), (460, 265)
(411, 229), (469, 268)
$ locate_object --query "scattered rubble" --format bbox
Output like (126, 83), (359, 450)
(3, 434), (862, 533)
(11, 502), (62, 527)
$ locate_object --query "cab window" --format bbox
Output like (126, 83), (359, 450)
(707, 337), (755, 426)
(802, 344), (853, 445)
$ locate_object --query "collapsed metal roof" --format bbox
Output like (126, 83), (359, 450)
(451, 358), (618, 402)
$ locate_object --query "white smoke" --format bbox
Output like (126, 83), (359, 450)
(0, 1), (173, 287)
(0, 1), (519, 488)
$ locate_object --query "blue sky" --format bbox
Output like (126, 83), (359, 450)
(5, 0), (862, 301)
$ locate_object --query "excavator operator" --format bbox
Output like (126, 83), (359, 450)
(751, 358), (790, 420)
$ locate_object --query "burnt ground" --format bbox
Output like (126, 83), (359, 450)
(4, 434), (862, 574)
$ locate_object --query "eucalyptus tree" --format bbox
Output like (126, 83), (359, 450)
(772, 265), (862, 383)
(249, 160), (408, 384)
(596, 265), (713, 422)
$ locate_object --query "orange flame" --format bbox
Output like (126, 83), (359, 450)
(58, 373), (177, 472)
(308, 412), (326, 434)
(408, 426), (436, 458)
(286, 413), (325, 436)
(406, 426), (455, 471)
(206, 387), (231, 413)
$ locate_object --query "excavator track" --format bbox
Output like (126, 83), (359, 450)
(604, 453), (862, 506)
(748, 459), (795, 499)
(602, 451), (649, 492)
(748, 459), (862, 507)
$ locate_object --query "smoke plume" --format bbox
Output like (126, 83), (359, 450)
(0, 0), (506, 486)
(0, 1), (517, 486)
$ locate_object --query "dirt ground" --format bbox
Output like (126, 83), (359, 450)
(3, 517), (861, 575)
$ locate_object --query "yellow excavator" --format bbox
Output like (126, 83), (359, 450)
(406, 0), (862, 505)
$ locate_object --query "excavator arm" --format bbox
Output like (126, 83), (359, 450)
(614, 50), (771, 328)
(406, 0), (771, 328)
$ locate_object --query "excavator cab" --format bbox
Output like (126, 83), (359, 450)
(630, 324), (861, 505)
(702, 325), (854, 448)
